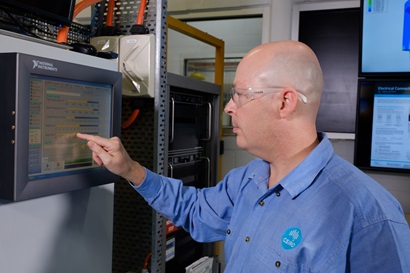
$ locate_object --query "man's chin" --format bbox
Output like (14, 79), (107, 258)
(235, 137), (246, 150)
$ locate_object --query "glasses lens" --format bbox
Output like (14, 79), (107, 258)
(230, 87), (250, 107)
(230, 87), (237, 103)
(229, 86), (308, 107)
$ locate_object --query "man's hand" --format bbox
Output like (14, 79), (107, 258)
(76, 133), (146, 186)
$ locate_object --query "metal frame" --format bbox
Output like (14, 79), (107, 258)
(110, 1), (168, 273)
(167, 16), (224, 88)
(167, 14), (225, 193)
(151, 1), (168, 272)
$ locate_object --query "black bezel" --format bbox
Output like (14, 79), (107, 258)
(0, 53), (122, 201)
(354, 78), (410, 174)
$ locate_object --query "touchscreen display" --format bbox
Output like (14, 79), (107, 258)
(28, 74), (112, 181)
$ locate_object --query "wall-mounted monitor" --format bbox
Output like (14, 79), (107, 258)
(0, 0), (76, 26)
(0, 53), (122, 201)
(354, 79), (410, 173)
(360, 0), (410, 76)
(298, 7), (360, 133)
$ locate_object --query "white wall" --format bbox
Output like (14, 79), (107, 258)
(167, 18), (263, 76)
(0, 33), (115, 273)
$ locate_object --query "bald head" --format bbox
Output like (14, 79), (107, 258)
(236, 41), (323, 105)
(225, 41), (323, 174)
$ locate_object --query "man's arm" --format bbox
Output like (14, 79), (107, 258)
(347, 220), (410, 273)
(76, 132), (232, 242)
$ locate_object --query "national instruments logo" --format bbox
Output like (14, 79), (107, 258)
(32, 60), (58, 71)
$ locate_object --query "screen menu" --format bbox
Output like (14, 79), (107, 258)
(370, 82), (410, 170)
(361, 0), (410, 74)
(29, 74), (112, 181)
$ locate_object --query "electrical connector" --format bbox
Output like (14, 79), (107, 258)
(130, 24), (148, 35)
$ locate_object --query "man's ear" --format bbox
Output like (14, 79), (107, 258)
(279, 89), (298, 118)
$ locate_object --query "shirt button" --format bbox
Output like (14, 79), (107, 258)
(259, 200), (265, 206)
(227, 229), (231, 235)
(276, 192), (281, 197)
(245, 236), (250, 242)
(275, 261), (281, 268)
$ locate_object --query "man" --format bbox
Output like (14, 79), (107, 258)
(77, 40), (410, 272)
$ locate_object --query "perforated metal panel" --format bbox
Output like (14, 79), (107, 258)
(109, 1), (168, 273)
(0, 6), (90, 44)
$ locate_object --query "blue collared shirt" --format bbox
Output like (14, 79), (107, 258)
(134, 133), (410, 272)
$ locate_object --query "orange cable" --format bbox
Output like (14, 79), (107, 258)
(143, 252), (152, 269)
(121, 109), (140, 129)
(105, 0), (115, 27)
(136, 0), (147, 25)
(57, 0), (102, 43)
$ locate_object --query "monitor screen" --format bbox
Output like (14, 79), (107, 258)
(354, 79), (410, 172)
(0, 52), (122, 201)
(29, 74), (112, 181)
(0, 0), (75, 26)
(298, 7), (360, 133)
(360, 0), (410, 76)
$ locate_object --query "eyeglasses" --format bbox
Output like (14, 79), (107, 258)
(229, 86), (308, 108)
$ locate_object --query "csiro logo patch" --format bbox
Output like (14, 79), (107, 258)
(282, 227), (302, 250)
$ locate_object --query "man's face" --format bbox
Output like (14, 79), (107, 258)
(224, 75), (281, 155)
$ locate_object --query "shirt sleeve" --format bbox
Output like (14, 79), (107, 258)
(346, 220), (410, 273)
(130, 168), (233, 243)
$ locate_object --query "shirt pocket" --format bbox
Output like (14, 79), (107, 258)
(254, 245), (312, 273)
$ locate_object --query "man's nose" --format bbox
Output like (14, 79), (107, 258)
(224, 98), (235, 115)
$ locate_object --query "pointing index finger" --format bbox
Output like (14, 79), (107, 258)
(77, 133), (109, 145)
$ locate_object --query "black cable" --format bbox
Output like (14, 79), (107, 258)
(0, 5), (42, 39)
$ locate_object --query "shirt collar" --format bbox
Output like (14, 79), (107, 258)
(280, 132), (334, 198)
(248, 132), (334, 198)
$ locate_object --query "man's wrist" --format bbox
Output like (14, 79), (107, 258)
(125, 162), (146, 186)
